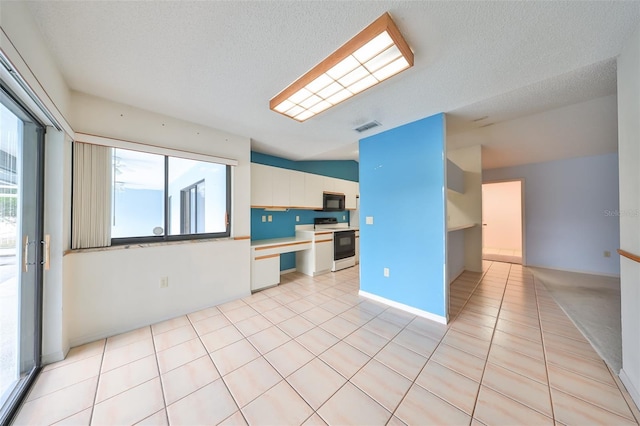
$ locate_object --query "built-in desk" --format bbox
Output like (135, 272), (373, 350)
(250, 237), (312, 291)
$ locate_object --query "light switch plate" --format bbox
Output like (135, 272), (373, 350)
(365, 216), (374, 225)
(268, 215), (273, 222)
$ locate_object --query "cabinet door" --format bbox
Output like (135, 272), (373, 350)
(289, 170), (306, 207)
(345, 181), (359, 210)
(304, 173), (324, 209)
(315, 238), (334, 273)
(271, 167), (290, 207)
(333, 177), (348, 195)
(251, 253), (280, 291)
(324, 176), (339, 193)
(251, 164), (272, 207)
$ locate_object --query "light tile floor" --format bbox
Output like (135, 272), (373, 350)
(13, 261), (640, 425)
(482, 248), (522, 265)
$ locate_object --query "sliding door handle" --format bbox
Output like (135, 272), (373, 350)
(23, 235), (29, 272)
(41, 235), (50, 271)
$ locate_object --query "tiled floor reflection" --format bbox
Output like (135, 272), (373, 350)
(14, 262), (640, 425)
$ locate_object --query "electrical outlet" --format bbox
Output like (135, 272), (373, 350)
(343, 215), (346, 220)
(604, 250), (611, 258)
(268, 215), (273, 222)
(296, 216), (300, 222)
(366, 216), (374, 225)
(262, 215), (266, 222)
(383, 268), (390, 277)
(160, 276), (169, 288)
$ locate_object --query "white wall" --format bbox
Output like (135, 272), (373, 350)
(65, 92), (251, 346)
(482, 181), (522, 250)
(0, 1), (73, 135)
(2, 2), (254, 354)
(617, 23), (640, 410)
(1, 2), (76, 363)
(447, 145), (483, 273)
(484, 154), (620, 276)
(447, 230), (465, 283)
(42, 129), (72, 364)
(64, 240), (250, 346)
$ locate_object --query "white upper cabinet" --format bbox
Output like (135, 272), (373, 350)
(345, 180), (359, 210)
(304, 172), (324, 209)
(251, 163), (272, 207)
(271, 166), (290, 207)
(324, 176), (341, 193)
(251, 163), (359, 210)
(289, 170), (306, 207)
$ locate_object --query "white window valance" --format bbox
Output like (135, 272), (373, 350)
(74, 132), (239, 167)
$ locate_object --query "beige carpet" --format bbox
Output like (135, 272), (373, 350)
(530, 267), (622, 372)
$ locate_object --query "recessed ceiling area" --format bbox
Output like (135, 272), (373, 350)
(25, 1), (640, 168)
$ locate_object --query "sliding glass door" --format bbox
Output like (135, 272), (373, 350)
(0, 85), (44, 423)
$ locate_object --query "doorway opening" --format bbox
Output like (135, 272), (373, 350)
(482, 180), (524, 264)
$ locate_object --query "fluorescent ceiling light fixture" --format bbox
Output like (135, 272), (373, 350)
(270, 12), (414, 122)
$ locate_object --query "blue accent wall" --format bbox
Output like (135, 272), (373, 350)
(250, 152), (358, 271)
(251, 151), (359, 182)
(359, 113), (447, 318)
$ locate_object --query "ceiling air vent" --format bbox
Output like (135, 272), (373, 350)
(354, 121), (381, 133)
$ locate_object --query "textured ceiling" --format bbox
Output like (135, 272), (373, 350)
(26, 1), (640, 166)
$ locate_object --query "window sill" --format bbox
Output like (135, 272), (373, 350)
(64, 235), (250, 256)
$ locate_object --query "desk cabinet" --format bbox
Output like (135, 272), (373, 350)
(251, 253), (280, 291)
(250, 238), (312, 292)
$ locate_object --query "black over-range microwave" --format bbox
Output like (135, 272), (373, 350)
(323, 192), (345, 211)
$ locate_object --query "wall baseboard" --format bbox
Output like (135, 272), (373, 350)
(359, 290), (447, 324)
(449, 268), (465, 284)
(280, 268), (297, 275)
(619, 369), (640, 413)
(42, 349), (67, 366)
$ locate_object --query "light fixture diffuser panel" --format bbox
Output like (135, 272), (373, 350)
(269, 12), (413, 122)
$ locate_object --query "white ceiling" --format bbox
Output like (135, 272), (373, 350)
(26, 1), (640, 168)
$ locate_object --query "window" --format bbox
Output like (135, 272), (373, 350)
(111, 147), (230, 244)
(112, 149), (165, 239)
(180, 180), (204, 234)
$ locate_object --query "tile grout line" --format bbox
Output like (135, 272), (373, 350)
(187, 309), (248, 425)
(386, 262), (498, 423)
(257, 271), (367, 424)
(532, 272), (557, 423)
(535, 282), (640, 423)
(448, 267), (492, 322)
(86, 338), (107, 425)
(483, 269), (561, 421)
(215, 272), (361, 422)
(248, 272), (419, 424)
(312, 302), (417, 424)
(145, 325), (171, 426)
(468, 262), (511, 422)
(607, 365), (640, 423)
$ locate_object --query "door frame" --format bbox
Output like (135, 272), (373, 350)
(482, 178), (526, 265)
(0, 80), (45, 425)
